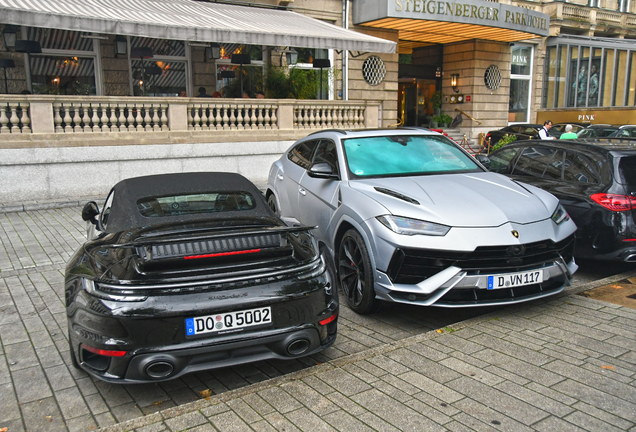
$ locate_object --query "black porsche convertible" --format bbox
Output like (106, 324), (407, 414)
(65, 172), (338, 383)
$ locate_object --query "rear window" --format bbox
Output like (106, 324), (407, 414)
(618, 156), (636, 185)
(137, 192), (257, 217)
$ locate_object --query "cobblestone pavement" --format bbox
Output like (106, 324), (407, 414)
(1, 208), (635, 431)
(0, 208), (490, 431)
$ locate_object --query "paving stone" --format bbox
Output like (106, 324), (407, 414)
(448, 376), (550, 426)
(66, 413), (99, 432)
(440, 356), (505, 386)
(5, 340), (40, 371)
(493, 381), (574, 417)
(241, 393), (275, 417)
(263, 412), (301, 432)
(399, 370), (464, 404)
(322, 409), (376, 432)
(564, 410), (628, 432)
(352, 388), (447, 431)
(0, 381), (22, 423)
(12, 365), (53, 403)
(403, 397), (453, 425)
(200, 402), (230, 418)
(20, 396), (66, 432)
(110, 401), (145, 423)
(281, 380), (339, 417)
(469, 333), (553, 366)
(55, 386), (91, 420)
(85, 392), (111, 416)
(325, 391), (367, 416)
(356, 411), (403, 432)
(315, 368), (372, 397)
(406, 341), (451, 361)
(341, 362), (383, 384)
(553, 378), (636, 422)
(450, 412), (501, 432)
(257, 387), (303, 414)
(286, 407), (337, 431)
(136, 422), (169, 432)
(386, 348), (462, 384)
(451, 398), (535, 432)
(544, 360), (636, 404)
(164, 410), (207, 431)
(532, 415), (587, 432)
(472, 348), (565, 387)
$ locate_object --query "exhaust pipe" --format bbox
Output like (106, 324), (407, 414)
(286, 338), (311, 356)
(624, 253), (636, 262)
(145, 361), (174, 379)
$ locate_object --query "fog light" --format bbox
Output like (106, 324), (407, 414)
(407, 294), (417, 301)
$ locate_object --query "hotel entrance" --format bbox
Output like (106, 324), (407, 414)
(398, 78), (437, 127)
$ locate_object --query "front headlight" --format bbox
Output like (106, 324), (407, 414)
(377, 215), (450, 236)
(551, 204), (570, 225)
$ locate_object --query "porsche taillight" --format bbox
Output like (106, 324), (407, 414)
(590, 193), (636, 212)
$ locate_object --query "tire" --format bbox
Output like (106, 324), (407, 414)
(267, 193), (279, 216)
(337, 229), (377, 314)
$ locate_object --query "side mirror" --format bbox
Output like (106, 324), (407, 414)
(475, 154), (491, 169)
(308, 162), (338, 179)
(82, 201), (99, 225)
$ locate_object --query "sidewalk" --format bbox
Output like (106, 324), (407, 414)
(100, 279), (636, 432)
(0, 207), (635, 432)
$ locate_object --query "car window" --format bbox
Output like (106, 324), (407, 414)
(511, 146), (563, 179)
(343, 135), (480, 178)
(489, 146), (520, 173)
(618, 156), (636, 185)
(312, 139), (339, 176)
(137, 192), (257, 217)
(615, 129), (630, 138)
(507, 126), (521, 133)
(288, 140), (318, 169)
(100, 190), (115, 229)
(521, 127), (539, 135)
(562, 152), (600, 184)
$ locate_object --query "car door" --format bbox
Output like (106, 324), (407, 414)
(298, 139), (341, 240)
(278, 139), (319, 219)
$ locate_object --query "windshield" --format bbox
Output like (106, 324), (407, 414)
(137, 192), (257, 217)
(342, 135), (481, 178)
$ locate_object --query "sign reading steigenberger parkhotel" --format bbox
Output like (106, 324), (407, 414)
(353, 0), (550, 37)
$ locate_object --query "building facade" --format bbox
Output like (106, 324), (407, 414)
(2, 0), (636, 204)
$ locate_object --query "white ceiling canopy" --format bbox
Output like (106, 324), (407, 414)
(0, 0), (396, 53)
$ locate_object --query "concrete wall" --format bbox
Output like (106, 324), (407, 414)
(0, 140), (294, 204)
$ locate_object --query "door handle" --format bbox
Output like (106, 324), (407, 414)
(277, 174), (284, 181)
(299, 187), (306, 196)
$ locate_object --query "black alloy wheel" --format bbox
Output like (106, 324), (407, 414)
(338, 229), (377, 314)
(267, 194), (279, 216)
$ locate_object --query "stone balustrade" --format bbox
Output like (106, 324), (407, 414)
(0, 95), (379, 139)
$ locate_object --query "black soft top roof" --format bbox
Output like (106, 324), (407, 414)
(105, 172), (273, 233)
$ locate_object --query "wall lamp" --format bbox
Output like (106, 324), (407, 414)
(450, 73), (459, 93)
(205, 43), (221, 62)
(114, 35), (127, 57)
(279, 47), (298, 66)
(2, 25), (18, 50)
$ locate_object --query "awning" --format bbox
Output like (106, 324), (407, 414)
(0, 0), (396, 53)
(354, 0), (549, 53)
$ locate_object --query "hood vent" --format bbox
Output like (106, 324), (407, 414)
(139, 233), (282, 261)
(374, 187), (420, 205)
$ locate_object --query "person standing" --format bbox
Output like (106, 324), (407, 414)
(559, 124), (578, 139)
(539, 120), (555, 140)
(196, 87), (212, 98)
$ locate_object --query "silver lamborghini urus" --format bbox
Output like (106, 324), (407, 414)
(266, 129), (578, 314)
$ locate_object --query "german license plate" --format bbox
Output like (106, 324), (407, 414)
(487, 270), (543, 290)
(185, 306), (272, 336)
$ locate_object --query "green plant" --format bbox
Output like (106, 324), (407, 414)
(491, 134), (517, 152)
(431, 91), (442, 110)
(433, 114), (452, 127)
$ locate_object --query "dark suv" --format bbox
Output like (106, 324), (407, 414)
(486, 139), (636, 261)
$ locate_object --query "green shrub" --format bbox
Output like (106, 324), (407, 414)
(491, 134), (517, 152)
(433, 114), (452, 127)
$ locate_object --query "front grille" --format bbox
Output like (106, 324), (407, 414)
(139, 233), (282, 260)
(387, 234), (575, 285)
(436, 278), (564, 305)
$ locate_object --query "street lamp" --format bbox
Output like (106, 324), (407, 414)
(312, 58), (330, 100)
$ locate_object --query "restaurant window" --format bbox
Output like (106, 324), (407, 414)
(508, 44), (532, 123)
(216, 44), (264, 98)
(290, 48), (333, 100)
(26, 28), (99, 95)
(542, 36), (636, 108)
(129, 37), (187, 97)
